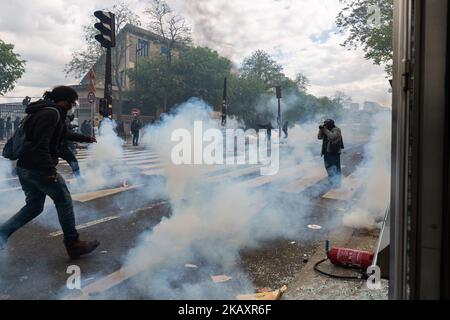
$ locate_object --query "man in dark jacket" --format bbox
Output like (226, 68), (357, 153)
(0, 86), (99, 259)
(318, 119), (344, 188)
(5, 117), (12, 140)
(80, 120), (88, 136)
(13, 117), (21, 134)
(282, 121), (289, 139)
(0, 117), (4, 140)
(131, 116), (142, 146)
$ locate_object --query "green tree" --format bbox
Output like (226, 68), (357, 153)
(228, 75), (267, 128)
(240, 50), (285, 89)
(336, 0), (394, 75)
(174, 47), (232, 107)
(129, 47), (231, 116)
(127, 56), (175, 116)
(0, 40), (26, 95)
(130, 46), (345, 127)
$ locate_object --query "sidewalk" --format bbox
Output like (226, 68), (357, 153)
(284, 226), (388, 300)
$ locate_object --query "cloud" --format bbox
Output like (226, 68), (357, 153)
(0, 0), (391, 106)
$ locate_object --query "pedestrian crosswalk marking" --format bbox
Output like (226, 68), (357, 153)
(48, 216), (120, 237)
(1, 144), (364, 209)
(72, 185), (143, 203)
(281, 167), (328, 194)
(322, 172), (362, 201)
(243, 161), (318, 189)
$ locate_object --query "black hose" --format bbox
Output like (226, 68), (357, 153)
(313, 258), (368, 280)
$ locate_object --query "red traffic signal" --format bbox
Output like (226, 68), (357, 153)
(94, 11), (116, 48)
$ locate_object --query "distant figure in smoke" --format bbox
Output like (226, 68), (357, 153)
(59, 114), (81, 179)
(14, 116), (21, 134)
(116, 120), (126, 141)
(86, 120), (93, 137)
(5, 117), (12, 140)
(131, 115), (143, 146)
(0, 86), (99, 259)
(318, 119), (344, 188)
(80, 120), (89, 136)
(282, 121), (289, 139)
(0, 116), (4, 140)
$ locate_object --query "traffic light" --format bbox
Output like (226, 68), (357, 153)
(276, 86), (282, 99)
(94, 11), (116, 48)
(99, 98), (108, 117)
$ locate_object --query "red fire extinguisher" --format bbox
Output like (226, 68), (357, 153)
(328, 247), (374, 270)
(314, 241), (375, 280)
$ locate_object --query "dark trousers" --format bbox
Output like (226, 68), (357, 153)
(0, 167), (79, 243)
(132, 131), (140, 146)
(324, 153), (342, 187)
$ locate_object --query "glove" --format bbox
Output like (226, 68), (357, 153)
(87, 136), (97, 143)
(43, 174), (58, 183)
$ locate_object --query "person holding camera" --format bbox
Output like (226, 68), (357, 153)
(318, 119), (344, 188)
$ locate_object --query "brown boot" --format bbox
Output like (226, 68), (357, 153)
(65, 239), (100, 260)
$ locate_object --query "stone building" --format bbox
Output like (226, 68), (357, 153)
(72, 24), (183, 126)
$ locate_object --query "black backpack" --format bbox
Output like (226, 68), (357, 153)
(2, 107), (60, 160)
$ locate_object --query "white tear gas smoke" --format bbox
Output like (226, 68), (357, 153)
(284, 122), (320, 166)
(78, 119), (126, 191)
(0, 158), (25, 224)
(343, 112), (391, 230)
(0, 157), (13, 222)
(119, 98), (322, 299)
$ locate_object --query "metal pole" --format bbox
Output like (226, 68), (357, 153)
(105, 46), (113, 119)
(91, 101), (95, 137)
(135, 44), (138, 109)
(222, 77), (227, 162)
(278, 97), (281, 139)
(222, 77), (227, 127)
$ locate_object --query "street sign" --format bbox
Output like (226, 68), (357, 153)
(88, 92), (96, 104)
(131, 108), (141, 116)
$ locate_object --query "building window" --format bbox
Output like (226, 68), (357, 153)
(137, 39), (149, 57)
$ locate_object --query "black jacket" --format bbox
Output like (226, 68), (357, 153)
(131, 119), (142, 133)
(17, 99), (92, 175)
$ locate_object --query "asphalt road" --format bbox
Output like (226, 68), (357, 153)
(0, 140), (367, 300)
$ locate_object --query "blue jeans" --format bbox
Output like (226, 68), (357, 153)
(324, 153), (342, 188)
(0, 167), (79, 243)
(69, 161), (80, 178)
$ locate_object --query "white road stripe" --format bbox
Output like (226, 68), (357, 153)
(48, 216), (119, 237)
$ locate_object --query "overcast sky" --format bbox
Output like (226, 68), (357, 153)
(0, 0), (392, 107)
